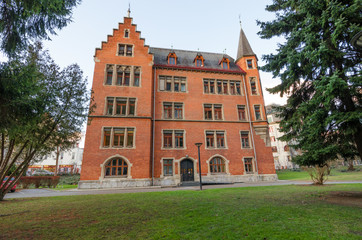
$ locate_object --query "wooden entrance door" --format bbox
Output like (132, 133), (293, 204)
(181, 159), (194, 182)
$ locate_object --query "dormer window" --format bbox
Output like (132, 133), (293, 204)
(167, 52), (177, 65)
(194, 54), (204, 67)
(220, 57), (230, 70)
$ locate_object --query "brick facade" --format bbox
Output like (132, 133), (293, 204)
(79, 16), (276, 189)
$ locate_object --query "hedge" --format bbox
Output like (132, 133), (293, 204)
(19, 176), (60, 189)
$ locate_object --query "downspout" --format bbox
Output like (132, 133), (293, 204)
(242, 75), (259, 175)
(151, 68), (156, 186)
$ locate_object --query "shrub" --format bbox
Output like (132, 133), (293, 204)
(58, 174), (80, 185)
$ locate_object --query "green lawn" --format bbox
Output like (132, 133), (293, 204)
(1, 184), (361, 239)
(277, 166), (362, 181)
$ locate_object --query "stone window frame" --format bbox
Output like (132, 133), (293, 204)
(237, 105), (248, 121)
(117, 43), (134, 57)
(160, 157), (175, 177)
(249, 77), (259, 95)
(162, 102), (184, 120)
(124, 29), (130, 38)
(203, 103), (224, 121)
(161, 129), (187, 150)
(204, 130), (228, 149)
(100, 126), (136, 149)
(246, 59), (254, 69)
(203, 79), (242, 96)
(104, 64), (141, 87)
(242, 157), (255, 174)
(205, 154), (230, 176)
(240, 130), (252, 149)
(253, 104), (263, 121)
(158, 75), (187, 93)
(104, 96), (137, 117)
(100, 155), (133, 179)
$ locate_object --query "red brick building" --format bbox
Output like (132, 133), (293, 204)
(79, 13), (276, 188)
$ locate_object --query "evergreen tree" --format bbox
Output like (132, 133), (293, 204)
(257, 0), (361, 181)
(0, 0), (79, 56)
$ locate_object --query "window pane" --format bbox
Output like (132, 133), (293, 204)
(223, 81), (228, 94)
(238, 105), (246, 120)
(175, 131), (184, 148)
(107, 98), (114, 115)
(164, 103), (172, 119)
(204, 105), (212, 120)
(129, 99), (135, 115)
(127, 128), (134, 147)
(103, 128), (111, 147)
(124, 71), (130, 86)
(118, 44), (125, 55)
(204, 80), (209, 93)
(134, 69), (140, 86)
(217, 81), (222, 94)
(214, 105), (222, 120)
(163, 131), (173, 148)
(106, 70), (113, 85)
(126, 45), (132, 56)
(210, 81), (215, 93)
(117, 69), (123, 85)
(254, 105), (261, 120)
(174, 103), (183, 119)
(159, 77), (165, 91)
(113, 128), (125, 147)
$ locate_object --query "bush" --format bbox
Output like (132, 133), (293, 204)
(19, 176), (60, 189)
(58, 174), (80, 185)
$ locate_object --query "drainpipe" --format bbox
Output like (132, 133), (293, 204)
(151, 68), (156, 186)
(242, 75), (259, 175)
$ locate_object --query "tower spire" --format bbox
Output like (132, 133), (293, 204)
(236, 25), (255, 61)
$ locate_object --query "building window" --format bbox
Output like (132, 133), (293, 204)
(118, 44), (133, 57)
(105, 158), (128, 177)
(220, 57), (230, 69)
(163, 130), (185, 149)
(159, 76), (186, 92)
(240, 131), (250, 148)
(194, 54), (204, 67)
(163, 102), (183, 119)
(106, 65), (141, 87)
(237, 105), (247, 121)
(254, 105), (262, 120)
(246, 59), (253, 69)
(124, 29), (129, 38)
(210, 157), (225, 173)
(167, 52), (177, 65)
(72, 152), (75, 160)
(272, 146), (278, 152)
(284, 145), (290, 152)
(271, 136), (276, 142)
(163, 159), (173, 176)
(204, 104), (223, 120)
(203, 79), (241, 95)
(60, 152), (64, 159)
(106, 65), (114, 85)
(134, 67), (140, 87)
(250, 77), (258, 95)
(106, 97), (136, 116)
(205, 131), (226, 149)
(244, 158), (253, 173)
(102, 127), (134, 148)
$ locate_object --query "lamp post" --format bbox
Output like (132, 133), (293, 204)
(195, 142), (203, 190)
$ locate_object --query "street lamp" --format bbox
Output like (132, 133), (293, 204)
(195, 142), (203, 190)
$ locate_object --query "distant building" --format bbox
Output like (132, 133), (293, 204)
(266, 105), (299, 169)
(79, 12), (277, 189)
(28, 132), (85, 174)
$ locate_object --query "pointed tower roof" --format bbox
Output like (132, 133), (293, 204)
(236, 27), (255, 60)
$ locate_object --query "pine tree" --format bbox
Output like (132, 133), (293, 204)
(257, 0), (361, 182)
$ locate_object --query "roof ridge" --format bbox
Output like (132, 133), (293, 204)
(150, 47), (234, 59)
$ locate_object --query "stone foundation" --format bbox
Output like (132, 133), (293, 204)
(78, 174), (278, 189)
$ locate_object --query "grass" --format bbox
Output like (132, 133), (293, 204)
(277, 166), (362, 181)
(1, 184), (361, 239)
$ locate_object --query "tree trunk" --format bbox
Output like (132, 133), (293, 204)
(347, 160), (355, 171)
(55, 146), (59, 176)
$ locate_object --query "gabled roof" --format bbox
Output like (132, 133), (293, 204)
(149, 47), (244, 73)
(236, 27), (255, 60)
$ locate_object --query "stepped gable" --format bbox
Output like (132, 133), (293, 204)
(150, 47), (244, 73)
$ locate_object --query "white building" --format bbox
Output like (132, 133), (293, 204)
(266, 105), (299, 169)
(29, 132), (85, 174)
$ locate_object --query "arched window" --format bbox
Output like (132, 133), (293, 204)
(105, 158), (128, 177)
(210, 157), (225, 173)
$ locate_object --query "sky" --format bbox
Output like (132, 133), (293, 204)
(41, 0), (287, 106)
